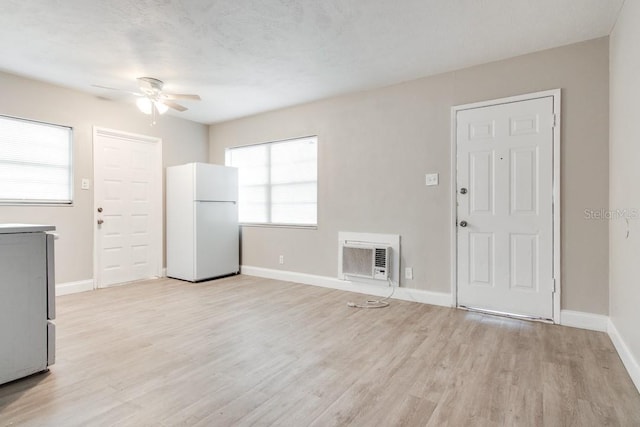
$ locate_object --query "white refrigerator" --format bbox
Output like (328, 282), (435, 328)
(166, 163), (239, 282)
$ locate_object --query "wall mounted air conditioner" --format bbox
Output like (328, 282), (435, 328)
(341, 243), (391, 281)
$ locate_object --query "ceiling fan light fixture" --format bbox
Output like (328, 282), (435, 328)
(155, 101), (169, 115)
(136, 97), (153, 115)
(136, 97), (169, 115)
(98, 77), (198, 118)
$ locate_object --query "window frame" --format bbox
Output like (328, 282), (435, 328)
(0, 114), (74, 206)
(225, 135), (318, 228)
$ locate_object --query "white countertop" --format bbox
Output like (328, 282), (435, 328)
(0, 224), (56, 234)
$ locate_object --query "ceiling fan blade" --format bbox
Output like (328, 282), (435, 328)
(162, 100), (188, 112)
(92, 84), (142, 96)
(162, 93), (201, 101)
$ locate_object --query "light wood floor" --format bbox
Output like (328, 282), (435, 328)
(1, 275), (639, 426)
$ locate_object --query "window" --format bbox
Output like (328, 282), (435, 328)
(226, 136), (317, 226)
(0, 115), (73, 204)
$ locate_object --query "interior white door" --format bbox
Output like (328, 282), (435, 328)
(93, 128), (162, 288)
(456, 96), (555, 319)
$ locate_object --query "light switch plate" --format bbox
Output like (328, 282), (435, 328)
(425, 173), (439, 186)
(81, 178), (90, 190)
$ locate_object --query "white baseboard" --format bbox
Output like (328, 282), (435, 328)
(608, 319), (640, 394)
(57, 272), (169, 296)
(240, 265), (452, 307)
(56, 279), (94, 296)
(560, 310), (609, 332)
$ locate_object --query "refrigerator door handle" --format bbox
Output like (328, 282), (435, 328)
(47, 321), (56, 366)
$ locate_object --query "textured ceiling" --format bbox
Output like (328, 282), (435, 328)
(0, 0), (624, 124)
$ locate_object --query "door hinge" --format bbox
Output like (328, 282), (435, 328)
(552, 278), (556, 292)
(552, 114), (558, 128)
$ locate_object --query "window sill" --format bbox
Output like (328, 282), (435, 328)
(240, 223), (318, 230)
(0, 201), (74, 207)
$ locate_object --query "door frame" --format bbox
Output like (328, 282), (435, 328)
(449, 89), (561, 323)
(92, 126), (163, 289)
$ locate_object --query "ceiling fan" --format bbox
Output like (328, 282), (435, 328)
(94, 77), (201, 117)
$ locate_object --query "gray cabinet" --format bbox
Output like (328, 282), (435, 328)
(0, 224), (55, 385)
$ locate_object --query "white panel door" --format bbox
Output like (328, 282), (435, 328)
(94, 128), (162, 288)
(456, 97), (555, 319)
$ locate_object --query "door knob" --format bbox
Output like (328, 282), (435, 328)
(97, 219), (104, 225)
(460, 188), (467, 194)
(97, 207), (103, 212)
(459, 220), (468, 227)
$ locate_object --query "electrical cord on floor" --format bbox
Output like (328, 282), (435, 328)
(346, 278), (396, 309)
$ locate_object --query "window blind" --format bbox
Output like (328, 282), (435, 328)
(0, 115), (72, 204)
(226, 136), (317, 225)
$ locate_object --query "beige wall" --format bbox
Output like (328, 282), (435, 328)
(609, 1), (640, 373)
(0, 71), (209, 284)
(210, 37), (609, 314)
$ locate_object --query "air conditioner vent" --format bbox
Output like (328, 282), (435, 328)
(343, 247), (374, 278)
(374, 248), (387, 268)
(341, 243), (390, 281)
(338, 232), (399, 286)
